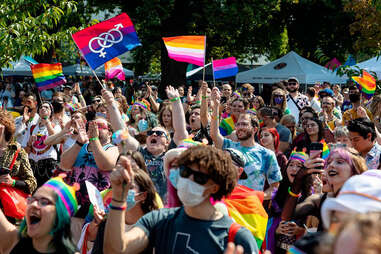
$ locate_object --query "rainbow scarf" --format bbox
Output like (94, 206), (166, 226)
(43, 174), (79, 217)
(222, 185), (268, 249)
(219, 115), (237, 136)
(352, 70), (376, 99)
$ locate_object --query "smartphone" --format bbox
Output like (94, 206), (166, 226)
(309, 142), (324, 169)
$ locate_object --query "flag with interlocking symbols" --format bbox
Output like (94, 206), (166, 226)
(72, 13), (141, 70)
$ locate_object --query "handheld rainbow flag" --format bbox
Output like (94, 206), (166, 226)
(219, 115), (238, 136)
(30, 63), (66, 91)
(162, 36), (206, 66)
(212, 57), (238, 79)
(321, 140), (330, 160)
(352, 70), (376, 99)
(72, 13), (141, 70)
(105, 57), (125, 81)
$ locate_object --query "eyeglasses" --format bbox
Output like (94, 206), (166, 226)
(179, 165), (210, 185)
(306, 123), (318, 129)
(27, 196), (55, 207)
(147, 130), (167, 138)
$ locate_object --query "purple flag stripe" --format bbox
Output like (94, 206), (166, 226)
(213, 63), (238, 71)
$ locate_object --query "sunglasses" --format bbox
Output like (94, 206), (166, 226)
(147, 130), (167, 138)
(179, 165), (210, 185)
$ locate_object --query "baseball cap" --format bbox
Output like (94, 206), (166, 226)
(321, 171), (381, 229)
(288, 77), (299, 83)
(224, 148), (248, 179)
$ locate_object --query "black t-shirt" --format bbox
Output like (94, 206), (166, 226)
(11, 236), (74, 254)
(135, 207), (258, 254)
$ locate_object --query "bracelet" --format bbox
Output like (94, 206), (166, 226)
(195, 100), (201, 105)
(112, 198), (125, 203)
(109, 204), (127, 211)
(202, 96), (209, 99)
(76, 141), (84, 147)
(12, 179), (16, 187)
(288, 187), (301, 198)
(89, 137), (99, 141)
(170, 97), (180, 102)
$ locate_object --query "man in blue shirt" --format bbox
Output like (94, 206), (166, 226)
(210, 87), (282, 200)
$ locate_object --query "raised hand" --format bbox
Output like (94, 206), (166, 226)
(101, 89), (115, 106)
(75, 119), (88, 144)
(110, 156), (134, 201)
(88, 121), (99, 140)
(23, 106), (31, 123)
(165, 86), (180, 100)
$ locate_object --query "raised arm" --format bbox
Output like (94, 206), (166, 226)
(147, 86), (160, 113)
(166, 86), (188, 145)
(104, 156), (149, 254)
(74, 82), (87, 109)
(200, 81), (209, 128)
(44, 120), (72, 146)
(102, 89), (126, 132)
(210, 87), (224, 149)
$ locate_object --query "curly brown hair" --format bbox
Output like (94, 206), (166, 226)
(0, 110), (15, 142)
(176, 146), (237, 200)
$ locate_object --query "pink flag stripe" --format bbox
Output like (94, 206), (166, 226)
(168, 55), (204, 66)
(213, 57), (237, 67)
(165, 45), (204, 55)
(213, 63), (238, 71)
(168, 53), (204, 63)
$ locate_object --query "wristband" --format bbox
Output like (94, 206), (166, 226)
(195, 100), (201, 105)
(12, 179), (16, 187)
(202, 96), (209, 99)
(170, 97), (180, 102)
(76, 141), (84, 147)
(112, 198), (125, 203)
(109, 204), (127, 211)
(288, 187), (301, 198)
(89, 137), (99, 141)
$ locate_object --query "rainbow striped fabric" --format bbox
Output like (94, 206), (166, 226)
(322, 140), (330, 160)
(212, 57), (238, 79)
(289, 151), (308, 164)
(162, 36), (206, 66)
(352, 70), (376, 99)
(105, 57), (125, 81)
(219, 115), (237, 136)
(223, 185), (268, 249)
(30, 63), (66, 91)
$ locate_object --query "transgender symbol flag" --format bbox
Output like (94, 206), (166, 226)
(72, 13), (141, 70)
(212, 57), (238, 79)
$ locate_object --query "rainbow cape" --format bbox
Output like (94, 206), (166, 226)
(105, 57), (125, 81)
(352, 70), (376, 99)
(223, 185), (268, 249)
(162, 35), (206, 66)
(219, 115), (237, 136)
(30, 63), (66, 91)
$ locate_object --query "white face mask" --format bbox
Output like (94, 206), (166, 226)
(177, 176), (208, 207)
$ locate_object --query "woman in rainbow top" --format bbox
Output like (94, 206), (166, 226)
(0, 174), (79, 254)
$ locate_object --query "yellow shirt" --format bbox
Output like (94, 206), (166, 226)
(342, 107), (373, 125)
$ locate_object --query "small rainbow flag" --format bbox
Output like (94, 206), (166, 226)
(212, 57), (238, 79)
(223, 185), (268, 250)
(219, 115), (237, 136)
(105, 57), (125, 81)
(30, 63), (66, 91)
(162, 35), (206, 66)
(321, 139), (330, 160)
(352, 70), (376, 99)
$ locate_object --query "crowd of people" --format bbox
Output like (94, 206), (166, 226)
(0, 75), (381, 253)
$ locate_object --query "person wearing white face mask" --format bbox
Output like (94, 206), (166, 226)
(104, 146), (259, 254)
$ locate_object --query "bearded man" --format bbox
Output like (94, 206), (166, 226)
(210, 87), (282, 200)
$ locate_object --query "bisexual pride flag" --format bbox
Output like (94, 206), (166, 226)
(30, 63), (66, 91)
(212, 57), (238, 79)
(72, 13), (141, 70)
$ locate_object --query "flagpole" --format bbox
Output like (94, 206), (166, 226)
(202, 35), (206, 82)
(211, 58), (216, 87)
(91, 69), (107, 90)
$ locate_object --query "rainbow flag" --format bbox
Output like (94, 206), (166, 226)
(30, 63), (66, 91)
(72, 13), (141, 69)
(219, 115), (237, 136)
(213, 57), (238, 79)
(223, 185), (268, 249)
(162, 35), (206, 66)
(105, 57), (125, 81)
(321, 139), (330, 160)
(352, 70), (376, 99)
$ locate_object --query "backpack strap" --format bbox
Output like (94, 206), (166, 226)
(228, 222), (242, 243)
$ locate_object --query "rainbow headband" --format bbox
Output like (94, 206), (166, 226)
(43, 174), (79, 217)
(133, 101), (149, 111)
(289, 151), (308, 164)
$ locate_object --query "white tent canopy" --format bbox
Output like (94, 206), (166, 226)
(236, 51), (348, 84)
(63, 64), (134, 77)
(1, 61), (33, 76)
(356, 56), (381, 78)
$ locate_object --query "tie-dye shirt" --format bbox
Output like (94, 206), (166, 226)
(223, 139), (282, 191)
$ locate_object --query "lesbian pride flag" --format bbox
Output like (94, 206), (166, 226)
(105, 57), (125, 81)
(352, 70), (376, 99)
(162, 36), (206, 66)
(30, 63), (66, 91)
(212, 57), (238, 79)
(72, 13), (141, 70)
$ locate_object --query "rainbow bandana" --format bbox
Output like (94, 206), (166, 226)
(289, 151), (309, 164)
(43, 174), (79, 217)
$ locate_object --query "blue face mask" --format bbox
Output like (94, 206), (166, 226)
(96, 112), (107, 119)
(126, 189), (137, 211)
(169, 168), (180, 189)
(138, 119), (149, 132)
(274, 97), (284, 105)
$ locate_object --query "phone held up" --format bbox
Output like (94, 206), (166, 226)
(309, 142), (324, 170)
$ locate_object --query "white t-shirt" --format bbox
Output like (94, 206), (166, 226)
(22, 122), (61, 161)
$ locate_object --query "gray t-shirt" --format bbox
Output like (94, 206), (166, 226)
(136, 207), (259, 254)
(276, 123), (292, 143)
